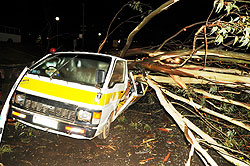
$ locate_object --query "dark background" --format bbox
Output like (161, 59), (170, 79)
(0, 0), (214, 51)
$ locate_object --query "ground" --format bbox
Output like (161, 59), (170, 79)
(0, 43), (233, 166)
(0, 94), (232, 166)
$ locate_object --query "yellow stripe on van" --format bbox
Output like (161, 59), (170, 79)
(19, 77), (121, 106)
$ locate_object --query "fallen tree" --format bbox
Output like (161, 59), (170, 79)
(130, 49), (250, 165)
(99, 0), (250, 165)
(147, 77), (249, 166)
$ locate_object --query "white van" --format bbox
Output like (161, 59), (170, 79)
(8, 51), (147, 139)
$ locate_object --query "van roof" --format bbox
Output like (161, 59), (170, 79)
(53, 51), (125, 61)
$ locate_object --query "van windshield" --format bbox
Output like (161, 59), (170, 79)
(30, 53), (111, 86)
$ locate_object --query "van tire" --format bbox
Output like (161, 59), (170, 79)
(98, 115), (111, 139)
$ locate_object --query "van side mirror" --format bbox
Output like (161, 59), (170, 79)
(96, 70), (105, 85)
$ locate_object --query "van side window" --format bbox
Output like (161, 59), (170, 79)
(108, 60), (125, 88)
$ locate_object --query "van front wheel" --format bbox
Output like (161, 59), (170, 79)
(98, 116), (111, 139)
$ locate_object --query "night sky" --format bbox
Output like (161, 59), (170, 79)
(0, 0), (214, 50)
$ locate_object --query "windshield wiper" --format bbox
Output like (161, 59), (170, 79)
(29, 55), (61, 77)
(50, 55), (78, 79)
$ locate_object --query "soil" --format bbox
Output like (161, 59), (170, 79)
(0, 44), (234, 165)
(0, 94), (232, 166)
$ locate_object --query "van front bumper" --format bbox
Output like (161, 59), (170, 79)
(10, 109), (97, 139)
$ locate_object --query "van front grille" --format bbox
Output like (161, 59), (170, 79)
(24, 99), (76, 122)
(13, 92), (77, 122)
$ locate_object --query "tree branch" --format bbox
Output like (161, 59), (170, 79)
(120, 0), (180, 58)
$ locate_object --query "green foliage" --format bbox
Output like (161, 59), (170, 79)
(129, 120), (143, 129)
(0, 145), (13, 155)
(128, 1), (143, 13)
(14, 121), (26, 130)
(200, 97), (206, 107)
(223, 92), (234, 100)
(214, 0), (240, 15)
(128, 1), (152, 18)
(224, 129), (237, 148)
(222, 103), (235, 114)
(210, 0), (250, 49)
(114, 124), (126, 131)
(214, 0), (224, 13)
(209, 85), (218, 94)
(144, 124), (152, 131)
(158, 161), (166, 166)
(117, 115), (126, 123)
(14, 122), (36, 138)
(176, 88), (189, 98)
(148, 93), (156, 104)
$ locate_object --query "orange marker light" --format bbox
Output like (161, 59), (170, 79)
(93, 112), (102, 119)
(12, 111), (26, 119)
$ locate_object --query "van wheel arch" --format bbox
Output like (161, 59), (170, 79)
(98, 111), (114, 139)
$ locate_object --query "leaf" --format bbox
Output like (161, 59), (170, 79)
(215, 0), (224, 13)
(218, 28), (227, 36)
(142, 138), (156, 144)
(231, 27), (236, 34)
(209, 26), (218, 35)
(213, 0), (219, 8)
(209, 85), (218, 94)
(140, 157), (155, 164)
(242, 16), (246, 23)
(144, 124), (151, 131)
(215, 35), (224, 45)
(166, 141), (175, 144)
(240, 37), (250, 47)
(117, 115), (126, 123)
(233, 17), (240, 22)
(158, 128), (172, 132)
(239, 36), (245, 42)
(225, 2), (232, 15)
(245, 27), (250, 38)
(233, 36), (239, 45)
(19, 131), (25, 136)
(247, 41), (250, 49)
(225, 26), (232, 33)
(163, 152), (171, 162)
(114, 124), (125, 130)
(232, 4), (240, 12)
(129, 121), (138, 129)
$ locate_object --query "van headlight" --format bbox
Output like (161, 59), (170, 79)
(77, 108), (102, 124)
(15, 94), (26, 106)
(77, 110), (92, 122)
